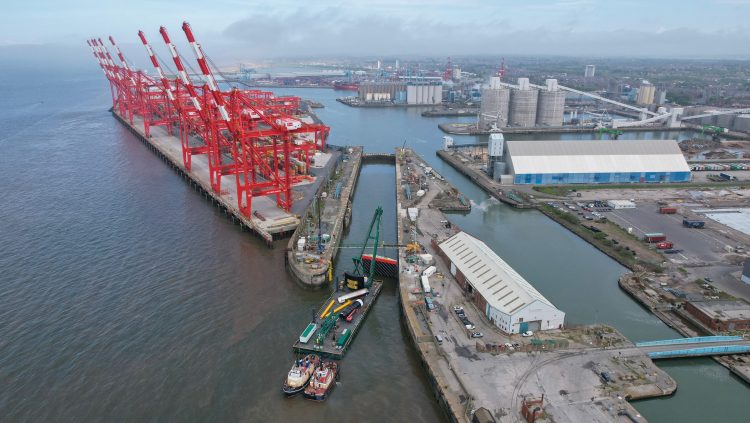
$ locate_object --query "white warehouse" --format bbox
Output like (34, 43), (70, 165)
(437, 232), (565, 334)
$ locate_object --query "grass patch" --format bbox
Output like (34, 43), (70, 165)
(532, 186), (572, 196)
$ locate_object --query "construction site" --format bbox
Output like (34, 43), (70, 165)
(87, 23), (331, 245)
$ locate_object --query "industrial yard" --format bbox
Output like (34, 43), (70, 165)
(394, 148), (692, 423)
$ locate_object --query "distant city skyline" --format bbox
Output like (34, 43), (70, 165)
(3, 0), (750, 59)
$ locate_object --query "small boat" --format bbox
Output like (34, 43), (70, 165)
(282, 354), (320, 396)
(303, 361), (339, 401)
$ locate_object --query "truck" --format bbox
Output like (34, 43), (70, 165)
(683, 219), (705, 229)
(656, 241), (674, 250)
(420, 275), (431, 294)
(422, 265), (437, 278)
(659, 207), (677, 214)
(644, 233), (667, 243)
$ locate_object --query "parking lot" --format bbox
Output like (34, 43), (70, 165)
(606, 205), (733, 263)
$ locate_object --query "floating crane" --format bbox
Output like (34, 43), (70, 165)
(351, 207), (384, 288)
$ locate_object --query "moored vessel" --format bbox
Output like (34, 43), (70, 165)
(282, 354), (320, 396)
(303, 360), (339, 401)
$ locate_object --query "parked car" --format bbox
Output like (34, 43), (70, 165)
(464, 323), (476, 330)
(471, 332), (483, 338)
(453, 306), (464, 313)
(521, 331), (534, 337)
(435, 335), (444, 344)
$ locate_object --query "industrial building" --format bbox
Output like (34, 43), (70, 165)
(503, 140), (691, 185)
(479, 77), (510, 129)
(357, 82), (406, 102)
(685, 300), (750, 332)
(636, 84), (656, 105)
(436, 231), (565, 334)
(357, 81), (442, 105)
(509, 78), (538, 127)
(406, 82), (443, 105)
(585, 65), (596, 78)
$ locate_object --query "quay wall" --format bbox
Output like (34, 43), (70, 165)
(285, 147), (363, 288)
(395, 149), (469, 423)
(111, 110), (281, 246)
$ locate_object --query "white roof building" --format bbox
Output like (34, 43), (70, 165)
(438, 232), (565, 334)
(505, 140), (691, 183)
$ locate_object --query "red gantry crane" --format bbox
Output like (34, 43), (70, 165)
(87, 22), (329, 216)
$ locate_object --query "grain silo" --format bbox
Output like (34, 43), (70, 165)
(407, 85), (418, 104)
(716, 113), (735, 129)
(509, 78), (538, 127)
(536, 79), (566, 126)
(479, 77), (510, 130)
(733, 114), (750, 132)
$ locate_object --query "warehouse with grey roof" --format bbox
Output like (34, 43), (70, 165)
(502, 139), (691, 185)
(437, 232), (565, 334)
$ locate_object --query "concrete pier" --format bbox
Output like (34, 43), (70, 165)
(285, 147), (363, 288)
(112, 111), (314, 245)
(395, 148), (674, 422)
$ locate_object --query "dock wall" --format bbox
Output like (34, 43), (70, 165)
(285, 148), (363, 288)
(395, 149), (470, 423)
(436, 150), (529, 208)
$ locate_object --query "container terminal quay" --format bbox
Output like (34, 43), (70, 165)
(85, 24), (750, 423)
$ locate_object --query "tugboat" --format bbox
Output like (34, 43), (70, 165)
(303, 361), (339, 401)
(282, 354), (320, 396)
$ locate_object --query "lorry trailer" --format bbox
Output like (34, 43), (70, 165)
(644, 233), (667, 243)
(683, 219), (705, 229)
(659, 207), (677, 214)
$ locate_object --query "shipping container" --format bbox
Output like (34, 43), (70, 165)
(659, 207), (677, 214)
(421, 275), (431, 294)
(683, 219), (705, 229)
(644, 233), (667, 243)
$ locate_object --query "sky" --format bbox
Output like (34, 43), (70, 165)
(2, 0), (750, 62)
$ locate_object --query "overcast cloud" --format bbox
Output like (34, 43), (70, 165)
(2, 0), (750, 59)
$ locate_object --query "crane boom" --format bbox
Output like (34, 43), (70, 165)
(137, 31), (176, 102)
(182, 21), (231, 123)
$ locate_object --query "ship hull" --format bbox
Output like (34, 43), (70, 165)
(360, 254), (398, 278)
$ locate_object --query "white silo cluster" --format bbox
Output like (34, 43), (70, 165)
(406, 83), (443, 105)
(536, 79), (566, 126)
(479, 77), (566, 129)
(479, 77), (510, 130)
(509, 78), (538, 127)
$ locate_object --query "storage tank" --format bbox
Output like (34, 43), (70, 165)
(733, 114), (750, 132)
(421, 84), (428, 104)
(416, 85), (424, 104)
(407, 85), (417, 105)
(479, 77), (510, 130)
(509, 78), (538, 127)
(716, 113), (735, 129)
(536, 79), (566, 126)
